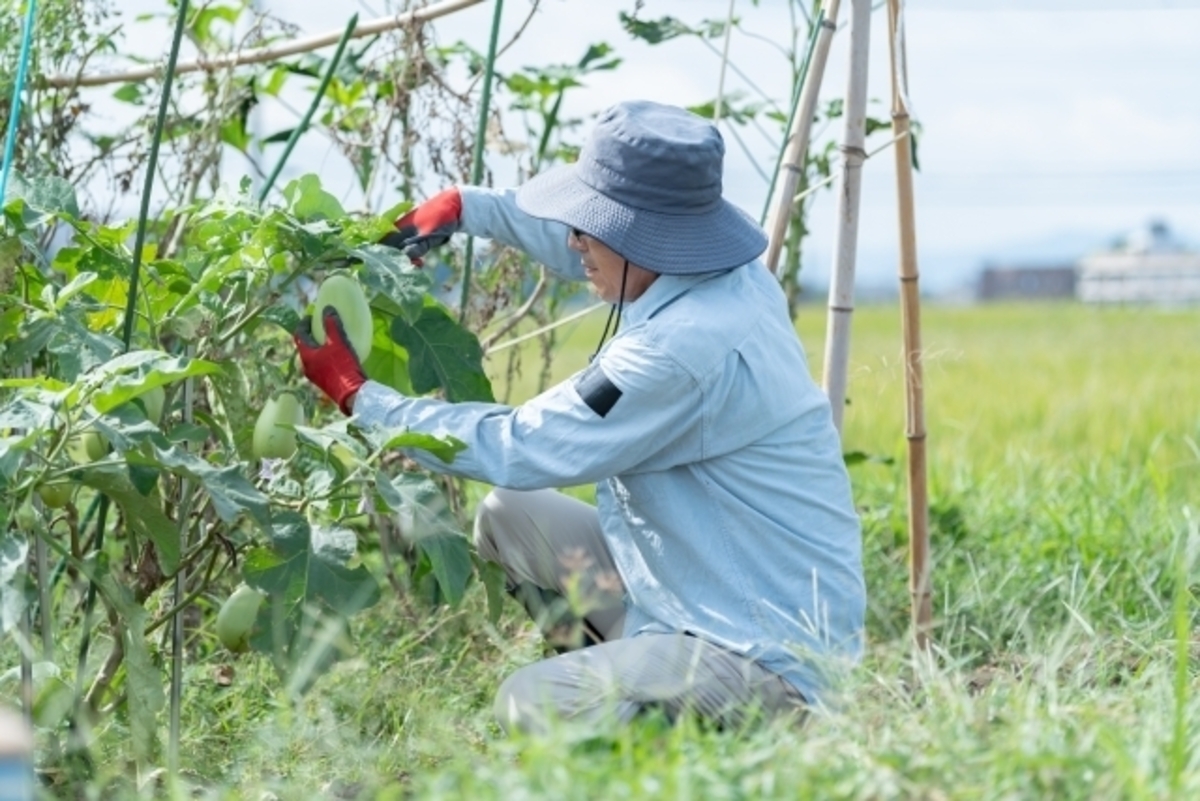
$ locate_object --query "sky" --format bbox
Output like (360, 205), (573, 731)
(93, 0), (1200, 293)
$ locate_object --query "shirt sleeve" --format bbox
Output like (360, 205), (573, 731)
(351, 334), (704, 489)
(458, 186), (584, 282)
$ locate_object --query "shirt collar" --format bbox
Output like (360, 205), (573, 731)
(620, 271), (731, 328)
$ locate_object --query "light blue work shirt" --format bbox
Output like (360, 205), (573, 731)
(353, 186), (866, 705)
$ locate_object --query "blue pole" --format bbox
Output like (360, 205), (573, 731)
(0, 0), (39, 203)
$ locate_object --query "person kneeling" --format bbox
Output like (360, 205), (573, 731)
(294, 100), (865, 734)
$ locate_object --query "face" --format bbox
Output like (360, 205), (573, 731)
(568, 228), (658, 304)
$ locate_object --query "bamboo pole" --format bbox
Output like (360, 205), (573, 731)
(763, 0), (840, 276)
(820, 0), (872, 433)
(886, 0), (931, 650)
(759, 12), (822, 227)
(41, 0), (485, 89)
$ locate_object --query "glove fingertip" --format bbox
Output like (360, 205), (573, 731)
(323, 306), (360, 353)
(404, 242), (428, 261)
(321, 305), (343, 336)
(293, 315), (317, 345)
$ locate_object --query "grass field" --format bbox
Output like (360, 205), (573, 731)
(18, 301), (1200, 799)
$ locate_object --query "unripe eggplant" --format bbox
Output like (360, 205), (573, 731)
(65, 428), (105, 465)
(215, 584), (265, 653)
(311, 274), (373, 361)
(37, 482), (72, 509)
(252, 393), (305, 460)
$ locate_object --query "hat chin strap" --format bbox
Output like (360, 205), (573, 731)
(591, 259), (630, 362)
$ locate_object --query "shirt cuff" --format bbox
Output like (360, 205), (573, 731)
(350, 380), (404, 430)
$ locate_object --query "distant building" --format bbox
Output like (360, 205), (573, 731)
(1077, 220), (1200, 305)
(974, 220), (1200, 305)
(978, 264), (1077, 302)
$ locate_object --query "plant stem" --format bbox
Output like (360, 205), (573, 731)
(176, 522), (221, 575)
(214, 260), (313, 347)
(759, 8), (822, 226)
(169, 355), (198, 774)
(146, 549), (222, 637)
(42, 0), (485, 90)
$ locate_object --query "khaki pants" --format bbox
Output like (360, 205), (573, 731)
(474, 488), (805, 735)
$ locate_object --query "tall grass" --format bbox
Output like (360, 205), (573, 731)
(12, 301), (1200, 799)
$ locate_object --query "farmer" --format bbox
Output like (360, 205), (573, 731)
(294, 100), (865, 735)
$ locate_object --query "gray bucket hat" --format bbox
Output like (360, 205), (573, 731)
(515, 100), (767, 275)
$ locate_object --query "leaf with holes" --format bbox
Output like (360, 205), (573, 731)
(242, 511), (380, 690)
(244, 511), (380, 622)
(355, 244), (430, 325)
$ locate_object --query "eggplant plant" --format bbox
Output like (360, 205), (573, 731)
(0, 171), (492, 762)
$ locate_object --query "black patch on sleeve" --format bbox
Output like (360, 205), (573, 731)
(573, 362), (623, 418)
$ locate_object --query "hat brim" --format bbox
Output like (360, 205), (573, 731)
(515, 164), (767, 275)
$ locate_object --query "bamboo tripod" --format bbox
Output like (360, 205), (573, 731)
(763, 0), (931, 649)
(764, 0), (839, 275)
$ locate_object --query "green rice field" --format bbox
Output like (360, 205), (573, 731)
(18, 301), (1200, 799)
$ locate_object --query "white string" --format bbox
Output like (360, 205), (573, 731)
(485, 301), (607, 355)
(791, 129), (909, 205)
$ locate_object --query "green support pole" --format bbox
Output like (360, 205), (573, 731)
(258, 13), (360, 203)
(458, 0), (505, 322)
(74, 0), (191, 741)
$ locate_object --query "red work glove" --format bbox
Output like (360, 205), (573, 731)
(380, 187), (462, 266)
(293, 308), (367, 416)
